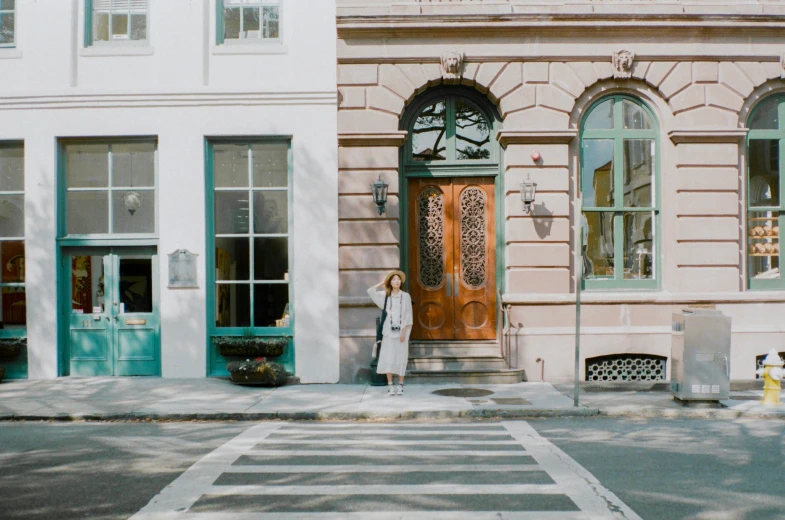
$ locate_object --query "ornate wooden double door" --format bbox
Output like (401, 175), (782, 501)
(409, 177), (497, 341)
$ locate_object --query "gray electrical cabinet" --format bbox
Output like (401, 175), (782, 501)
(671, 308), (731, 402)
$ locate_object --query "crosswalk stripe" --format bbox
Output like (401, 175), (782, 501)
(254, 439), (521, 445)
(132, 512), (591, 520)
(206, 484), (563, 495)
(271, 429), (512, 436)
(221, 464), (546, 473)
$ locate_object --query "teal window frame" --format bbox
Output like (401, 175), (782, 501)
(57, 138), (159, 242)
(83, 0), (150, 47)
(746, 95), (785, 290)
(0, 1), (15, 48)
(216, 0), (282, 46)
(580, 95), (660, 291)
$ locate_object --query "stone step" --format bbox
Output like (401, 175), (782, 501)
(408, 356), (508, 371)
(408, 341), (501, 358)
(405, 368), (528, 385)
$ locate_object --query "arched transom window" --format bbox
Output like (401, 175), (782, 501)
(407, 95), (495, 164)
(580, 95), (659, 289)
(747, 96), (784, 289)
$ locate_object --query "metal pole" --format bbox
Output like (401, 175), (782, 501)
(574, 196), (582, 407)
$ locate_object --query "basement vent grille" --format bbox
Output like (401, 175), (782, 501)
(585, 354), (667, 382)
(755, 352), (785, 380)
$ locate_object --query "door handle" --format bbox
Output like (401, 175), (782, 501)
(104, 316), (110, 322)
(445, 274), (452, 297)
(454, 273), (459, 297)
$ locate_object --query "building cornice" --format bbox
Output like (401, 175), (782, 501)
(338, 131), (408, 147)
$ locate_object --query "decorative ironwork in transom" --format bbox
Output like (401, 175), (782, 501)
(417, 187), (445, 289)
(460, 187), (486, 288)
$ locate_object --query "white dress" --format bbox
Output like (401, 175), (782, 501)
(367, 285), (413, 376)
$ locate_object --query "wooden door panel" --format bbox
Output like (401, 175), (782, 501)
(409, 177), (455, 340)
(452, 177), (497, 340)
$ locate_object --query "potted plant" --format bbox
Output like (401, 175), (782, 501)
(215, 335), (289, 358)
(0, 337), (25, 359)
(226, 357), (289, 386)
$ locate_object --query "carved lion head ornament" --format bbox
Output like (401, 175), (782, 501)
(613, 50), (635, 79)
(441, 51), (465, 82)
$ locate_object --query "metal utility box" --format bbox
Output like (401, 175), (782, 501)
(671, 308), (731, 402)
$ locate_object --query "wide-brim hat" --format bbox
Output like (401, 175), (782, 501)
(384, 270), (406, 286)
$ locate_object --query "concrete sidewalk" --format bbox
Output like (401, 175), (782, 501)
(0, 377), (783, 421)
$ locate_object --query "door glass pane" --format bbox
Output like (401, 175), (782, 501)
(113, 143), (155, 187)
(242, 6), (260, 38)
(0, 144), (23, 191)
(455, 99), (491, 160)
(118, 258), (152, 313)
(1, 287), (25, 327)
(749, 98), (779, 130)
(93, 13), (109, 42)
(252, 143), (287, 187)
(584, 99), (614, 130)
(215, 283), (250, 327)
(582, 140), (614, 207)
(253, 191), (287, 234)
(111, 13), (129, 39)
(0, 12), (13, 45)
(223, 7), (241, 40)
(584, 212), (614, 279)
(67, 192), (109, 234)
(411, 100), (447, 161)
(215, 238), (250, 281)
(214, 144), (249, 187)
(113, 190), (154, 234)
(215, 192), (250, 234)
(71, 255), (106, 314)
(623, 139), (654, 208)
(0, 194), (23, 237)
(749, 140), (779, 207)
(254, 237), (288, 280)
(622, 100), (652, 130)
(263, 6), (279, 39)
(0, 240), (23, 282)
(129, 14), (146, 40)
(0, 1), (15, 9)
(254, 284), (288, 327)
(748, 211), (780, 281)
(67, 144), (109, 188)
(623, 212), (654, 280)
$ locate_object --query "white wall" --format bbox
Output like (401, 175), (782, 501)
(0, 1), (339, 382)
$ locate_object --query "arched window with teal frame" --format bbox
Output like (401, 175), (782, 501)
(746, 95), (784, 289)
(580, 95), (660, 289)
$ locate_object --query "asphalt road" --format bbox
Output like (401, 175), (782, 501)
(0, 418), (782, 520)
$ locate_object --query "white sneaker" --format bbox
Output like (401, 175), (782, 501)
(396, 385), (403, 396)
(387, 385), (395, 396)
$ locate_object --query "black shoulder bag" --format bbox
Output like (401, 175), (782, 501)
(374, 294), (389, 357)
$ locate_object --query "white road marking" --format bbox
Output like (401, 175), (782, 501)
(245, 449), (530, 456)
(204, 484), (563, 495)
(221, 464), (544, 473)
(132, 512), (591, 520)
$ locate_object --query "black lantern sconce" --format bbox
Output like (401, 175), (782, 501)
(520, 175), (537, 215)
(371, 175), (389, 215)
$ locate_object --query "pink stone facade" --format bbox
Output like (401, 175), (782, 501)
(337, 0), (785, 383)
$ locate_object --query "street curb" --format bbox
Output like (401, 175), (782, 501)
(0, 408), (601, 422)
(597, 408), (785, 419)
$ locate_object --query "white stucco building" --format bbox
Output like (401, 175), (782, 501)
(0, 0), (339, 382)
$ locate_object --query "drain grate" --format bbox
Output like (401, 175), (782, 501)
(491, 398), (531, 405)
(586, 354), (667, 382)
(432, 388), (495, 398)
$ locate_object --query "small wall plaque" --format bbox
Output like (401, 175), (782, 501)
(168, 249), (198, 289)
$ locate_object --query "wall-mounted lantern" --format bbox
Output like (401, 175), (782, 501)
(371, 175), (389, 215)
(520, 175), (537, 215)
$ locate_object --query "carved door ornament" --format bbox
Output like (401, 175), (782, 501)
(612, 50), (635, 79)
(459, 187), (487, 288)
(418, 188), (445, 289)
(441, 51), (465, 83)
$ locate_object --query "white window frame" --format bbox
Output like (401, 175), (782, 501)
(218, 0), (282, 45)
(0, 1), (16, 48)
(86, 0), (150, 47)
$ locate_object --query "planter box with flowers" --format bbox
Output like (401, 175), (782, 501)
(215, 336), (289, 358)
(227, 357), (289, 386)
(0, 337), (25, 359)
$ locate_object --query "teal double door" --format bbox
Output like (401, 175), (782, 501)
(62, 247), (160, 376)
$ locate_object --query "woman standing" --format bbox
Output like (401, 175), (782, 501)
(368, 270), (413, 396)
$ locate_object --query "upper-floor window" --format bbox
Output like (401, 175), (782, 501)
(218, 0), (280, 44)
(62, 141), (157, 236)
(0, 143), (25, 330)
(87, 0), (148, 45)
(581, 95), (659, 290)
(0, 1), (15, 47)
(747, 96), (784, 290)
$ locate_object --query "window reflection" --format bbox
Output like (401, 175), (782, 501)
(583, 212), (614, 279)
(412, 100), (447, 161)
(455, 99), (491, 160)
(623, 212), (654, 279)
(582, 140), (614, 207)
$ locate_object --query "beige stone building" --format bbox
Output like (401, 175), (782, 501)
(337, 0), (785, 384)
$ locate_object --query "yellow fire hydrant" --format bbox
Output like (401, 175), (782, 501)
(756, 349), (784, 406)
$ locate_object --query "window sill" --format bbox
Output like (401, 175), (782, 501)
(0, 48), (22, 59)
(80, 46), (154, 57)
(211, 44), (288, 55)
